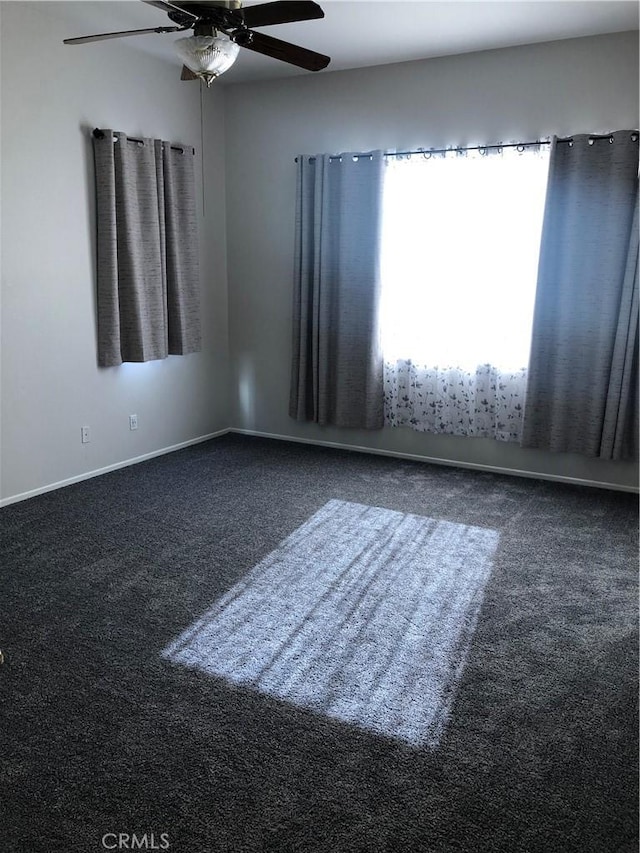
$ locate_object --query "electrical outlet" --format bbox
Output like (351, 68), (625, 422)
(129, 414), (138, 431)
(81, 426), (90, 444)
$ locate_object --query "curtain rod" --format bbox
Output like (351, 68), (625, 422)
(92, 128), (195, 155)
(389, 140), (550, 158)
(295, 133), (638, 163)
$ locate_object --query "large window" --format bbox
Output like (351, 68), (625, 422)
(380, 145), (550, 441)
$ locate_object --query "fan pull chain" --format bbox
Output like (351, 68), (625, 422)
(200, 78), (206, 217)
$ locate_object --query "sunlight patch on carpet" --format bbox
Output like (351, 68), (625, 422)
(163, 499), (498, 747)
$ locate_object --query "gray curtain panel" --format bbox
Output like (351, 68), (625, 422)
(601, 194), (639, 459)
(522, 131), (639, 459)
(93, 130), (201, 367)
(289, 152), (385, 429)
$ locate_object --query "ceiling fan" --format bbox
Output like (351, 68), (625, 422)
(64, 0), (330, 85)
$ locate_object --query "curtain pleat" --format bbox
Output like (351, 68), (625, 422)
(93, 130), (200, 366)
(521, 131), (639, 459)
(163, 143), (201, 355)
(600, 194), (639, 459)
(290, 153), (385, 429)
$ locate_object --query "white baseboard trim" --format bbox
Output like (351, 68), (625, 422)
(230, 428), (639, 494)
(0, 429), (231, 508)
(2, 426), (636, 506)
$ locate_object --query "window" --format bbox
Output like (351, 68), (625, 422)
(380, 145), (550, 441)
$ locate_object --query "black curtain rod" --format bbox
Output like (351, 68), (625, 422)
(296, 140), (547, 162)
(295, 133), (638, 163)
(92, 128), (195, 155)
(392, 134), (637, 158)
(390, 140), (550, 158)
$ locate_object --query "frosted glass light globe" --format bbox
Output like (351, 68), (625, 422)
(175, 34), (240, 85)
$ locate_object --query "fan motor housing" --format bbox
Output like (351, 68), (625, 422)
(193, 21), (217, 37)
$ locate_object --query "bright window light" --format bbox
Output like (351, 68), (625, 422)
(163, 500), (499, 748)
(380, 148), (550, 371)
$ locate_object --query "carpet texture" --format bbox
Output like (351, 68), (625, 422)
(164, 499), (498, 749)
(0, 434), (637, 852)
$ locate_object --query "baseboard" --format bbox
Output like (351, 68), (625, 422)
(230, 428), (639, 494)
(3, 426), (636, 506)
(0, 429), (231, 508)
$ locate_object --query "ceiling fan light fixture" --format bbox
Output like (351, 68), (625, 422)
(174, 33), (240, 84)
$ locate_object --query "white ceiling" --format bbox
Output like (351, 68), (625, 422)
(58, 0), (639, 84)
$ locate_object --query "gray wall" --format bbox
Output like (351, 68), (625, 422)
(1, 14), (638, 503)
(0, 1), (230, 502)
(224, 32), (639, 489)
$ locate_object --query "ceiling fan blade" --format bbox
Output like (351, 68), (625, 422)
(141, 0), (199, 19)
(181, 65), (200, 80)
(237, 31), (330, 71)
(64, 26), (181, 45)
(161, 1), (241, 26)
(241, 1), (324, 28)
(170, 0), (323, 29)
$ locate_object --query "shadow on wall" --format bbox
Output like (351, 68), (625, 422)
(237, 352), (257, 428)
(81, 122), (99, 353)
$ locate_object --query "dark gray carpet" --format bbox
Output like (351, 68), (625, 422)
(0, 434), (637, 853)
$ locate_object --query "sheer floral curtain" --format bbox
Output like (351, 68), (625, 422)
(381, 145), (550, 442)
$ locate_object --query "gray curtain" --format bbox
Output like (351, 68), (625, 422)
(289, 152), (385, 429)
(93, 129), (201, 367)
(522, 131), (639, 459)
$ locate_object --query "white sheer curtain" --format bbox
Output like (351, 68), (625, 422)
(381, 145), (550, 441)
